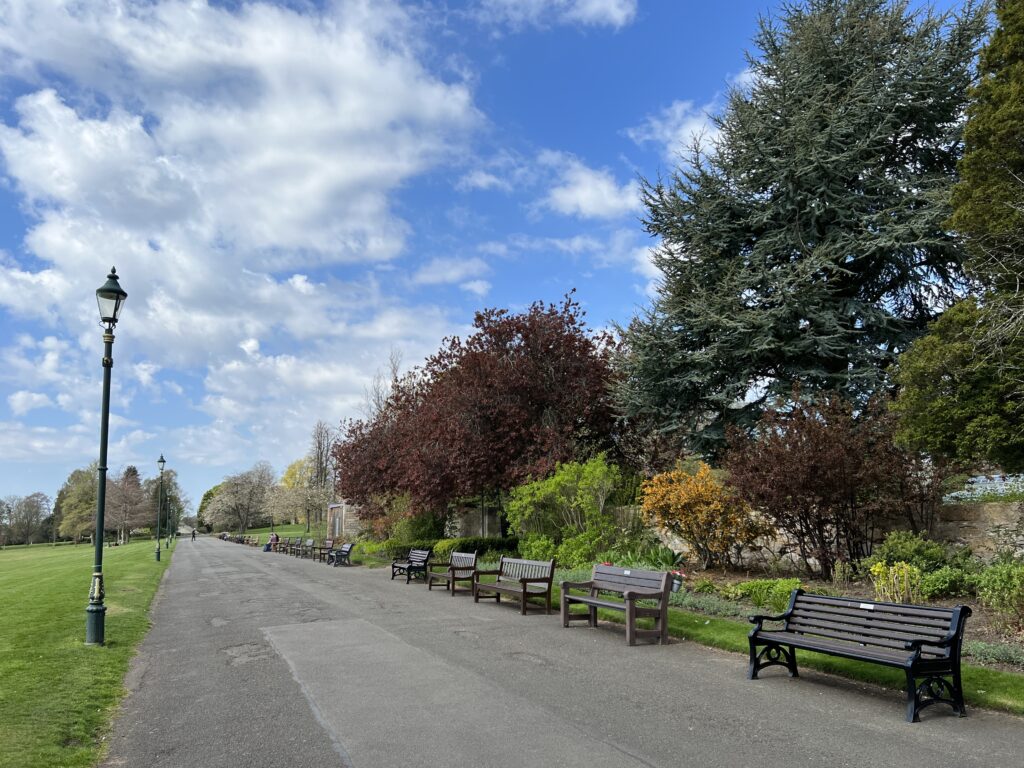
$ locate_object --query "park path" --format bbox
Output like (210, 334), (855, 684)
(101, 536), (1024, 768)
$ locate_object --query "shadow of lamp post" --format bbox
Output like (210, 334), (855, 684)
(156, 454), (165, 562)
(86, 267), (127, 646)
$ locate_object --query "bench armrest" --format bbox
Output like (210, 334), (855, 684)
(904, 631), (957, 651)
(560, 580), (594, 592)
(748, 612), (790, 631)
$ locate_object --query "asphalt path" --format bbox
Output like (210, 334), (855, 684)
(100, 536), (1024, 768)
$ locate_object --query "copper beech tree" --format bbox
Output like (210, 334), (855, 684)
(334, 295), (616, 524)
(724, 392), (949, 579)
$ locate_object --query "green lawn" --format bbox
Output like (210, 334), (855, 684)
(0, 540), (173, 768)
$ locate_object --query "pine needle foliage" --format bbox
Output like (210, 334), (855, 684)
(616, 0), (988, 457)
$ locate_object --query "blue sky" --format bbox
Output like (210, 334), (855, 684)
(0, 0), (957, 510)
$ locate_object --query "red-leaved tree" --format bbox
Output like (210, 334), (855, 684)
(334, 294), (617, 524)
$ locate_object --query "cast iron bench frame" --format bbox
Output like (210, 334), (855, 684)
(561, 564), (671, 645)
(327, 542), (355, 567)
(748, 589), (972, 722)
(392, 548), (431, 583)
(426, 551), (478, 595)
(473, 556), (555, 615)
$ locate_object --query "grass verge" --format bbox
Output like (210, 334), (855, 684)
(0, 540), (173, 768)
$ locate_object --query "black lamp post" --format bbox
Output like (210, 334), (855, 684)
(156, 454), (165, 562)
(86, 267), (127, 646)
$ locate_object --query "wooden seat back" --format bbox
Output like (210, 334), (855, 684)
(784, 591), (965, 659)
(589, 564), (670, 597)
(496, 556), (554, 584)
(449, 551), (477, 570)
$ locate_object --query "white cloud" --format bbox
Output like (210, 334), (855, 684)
(477, 0), (637, 30)
(8, 390), (54, 416)
(0, 0), (482, 485)
(627, 99), (716, 160)
(456, 170), (511, 192)
(460, 279), (491, 296)
(627, 70), (753, 160)
(132, 361), (161, 388)
(412, 256), (489, 286)
(538, 151), (640, 220)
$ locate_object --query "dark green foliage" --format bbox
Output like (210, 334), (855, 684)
(616, 0), (987, 456)
(951, 0), (1024, 268)
(864, 530), (973, 573)
(433, 536), (519, 561)
(920, 566), (978, 600)
(892, 300), (1024, 472)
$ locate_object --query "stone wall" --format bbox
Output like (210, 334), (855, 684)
(933, 501), (1024, 556)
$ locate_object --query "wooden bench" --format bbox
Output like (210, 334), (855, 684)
(391, 548), (431, 583)
(426, 551), (478, 596)
(314, 539), (335, 563)
(560, 564), (671, 645)
(748, 589), (972, 722)
(473, 556), (555, 615)
(274, 536), (289, 553)
(327, 542), (354, 567)
(292, 538), (314, 558)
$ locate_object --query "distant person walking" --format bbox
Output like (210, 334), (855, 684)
(191, 529), (197, 542)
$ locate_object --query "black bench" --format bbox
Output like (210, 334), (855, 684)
(327, 542), (354, 567)
(748, 589), (972, 722)
(392, 548), (431, 583)
(561, 564), (671, 645)
(426, 551), (478, 595)
(473, 556), (555, 615)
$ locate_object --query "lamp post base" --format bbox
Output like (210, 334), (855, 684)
(85, 603), (106, 645)
(155, 546), (161, 562)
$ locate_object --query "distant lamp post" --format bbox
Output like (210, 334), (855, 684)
(86, 267), (127, 646)
(156, 454), (165, 562)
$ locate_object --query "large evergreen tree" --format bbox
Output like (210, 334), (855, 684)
(617, 0), (987, 457)
(892, 299), (1024, 472)
(950, 0), (1024, 358)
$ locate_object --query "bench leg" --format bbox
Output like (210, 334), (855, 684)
(905, 671), (921, 723)
(626, 601), (637, 646)
(748, 641), (798, 680)
(588, 605), (597, 628)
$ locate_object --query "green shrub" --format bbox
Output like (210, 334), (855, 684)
(920, 566), (977, 599)
(519, 533), (557, 561)
(373, 538), (440, 560)
(864, 530), (972, 573)
(435, 536), (519, 561)
(977, 561), (1024, 632)
(691, 577), (717, 594)
(556, 525), (616, 568)
(733, 578), (802, 613)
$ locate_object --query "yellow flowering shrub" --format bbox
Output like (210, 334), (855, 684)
(640, 463), (765, 569)
(869, 561), (922, 603)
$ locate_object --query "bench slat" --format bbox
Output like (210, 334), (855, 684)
(798, 593), (954, 621)
(789, 601), (952, 631)
(788, 608), (949, 641)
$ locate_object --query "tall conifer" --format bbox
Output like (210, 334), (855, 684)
(617, 0), (987, 456)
